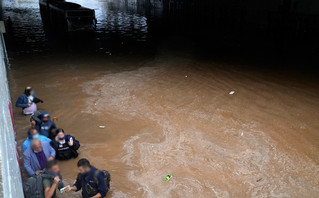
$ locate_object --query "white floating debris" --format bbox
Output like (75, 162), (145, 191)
(241, 132), (244, 136)
(229, 91), (235, 95)
(99, 126), (105, 129)
(185, 75), (188, 77)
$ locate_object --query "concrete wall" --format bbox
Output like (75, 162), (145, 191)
(0, 30), (24, 197)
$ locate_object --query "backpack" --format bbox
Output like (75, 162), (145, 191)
(85, 170), (111, 196)
(23, 173), (55, 198)
(30, 111), (43, 124)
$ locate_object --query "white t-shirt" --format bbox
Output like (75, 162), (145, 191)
(27, 95), (34, 104)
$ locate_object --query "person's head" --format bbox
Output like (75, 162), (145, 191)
(24, 86), (33, 96)
(29, 128), (39, 139)
(55, 128), (65, 141)
(42, 113), (50, 123)
(31, 139), (42, 153)
(77, 158), (91, 174)
(46, 160), (60, 174)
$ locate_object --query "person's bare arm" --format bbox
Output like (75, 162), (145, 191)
(64, 185), (77, 193)
(48, 156), (54, 161)
(31, 120), (36, 128)
(91, 193), (102, 198)
(44, 177), (59, 198)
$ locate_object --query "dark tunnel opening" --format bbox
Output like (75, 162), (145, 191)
(2, 0), (319, 71)
(0, 1), (319, 197)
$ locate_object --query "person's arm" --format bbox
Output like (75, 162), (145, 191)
(96, 173), (107, 197)
(71, 136), (80, 150)
(31, 111), (42, 124)
(64, 175), (81, 193)
(22, 142), (27, 153)
(15, 96), (28, 108)
(23, 153), (35, 176)
(91, 193), (102, 198)
(31, 120), (37, 129)
(44, 177), (59, 198)
(48, 143), (56, 159)
(66, 185), (78, 192)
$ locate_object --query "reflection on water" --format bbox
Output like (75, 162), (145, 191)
(3, 0), (162, 54)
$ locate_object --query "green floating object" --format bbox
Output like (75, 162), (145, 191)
(163, 173), (173, 182)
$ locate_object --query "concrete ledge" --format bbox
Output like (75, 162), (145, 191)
(0, 29), (24, 197)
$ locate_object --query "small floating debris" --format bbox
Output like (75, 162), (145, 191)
(164, 173), (173, 182)
(241, 132), (244, 136)
(99, 126), (105, 129)
(229, 91), (235, 95)
(185, 75), (188, 78)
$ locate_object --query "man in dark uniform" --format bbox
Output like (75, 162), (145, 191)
(65, 159), (107, 198)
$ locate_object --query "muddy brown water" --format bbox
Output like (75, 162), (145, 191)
(4, 0), (319, 198)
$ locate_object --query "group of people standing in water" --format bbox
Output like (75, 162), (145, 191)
(16, 86), (110, 198)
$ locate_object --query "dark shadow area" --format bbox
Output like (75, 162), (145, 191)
(1, 0), (319, 73)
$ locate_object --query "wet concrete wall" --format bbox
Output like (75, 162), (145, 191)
(0, 29), (24, 197)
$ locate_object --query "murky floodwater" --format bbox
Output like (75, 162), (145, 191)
(3, 0), (319, 197)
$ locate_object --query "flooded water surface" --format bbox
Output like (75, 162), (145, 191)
(3, 0), (319, 197)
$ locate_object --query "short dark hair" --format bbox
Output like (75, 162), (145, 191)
(77, 158), (91, 168)
(46, 160), (58, 170)
(24, 87), (32, 96)
(56, 128), (65, 134)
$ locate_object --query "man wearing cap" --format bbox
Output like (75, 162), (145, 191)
(39, 112), (57, 138)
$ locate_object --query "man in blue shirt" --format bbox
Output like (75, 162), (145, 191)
(66, 159), (107, 198)
(22, 128), (51, 152)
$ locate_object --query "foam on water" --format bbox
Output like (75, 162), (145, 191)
(81, 61), (319, 197)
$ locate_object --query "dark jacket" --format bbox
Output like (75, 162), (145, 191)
(50, 135), (80, 160)
(30, 110), (43, 123)
(74, 166), (107, 198)
(30, 110), (43, 132)
(39, 112), (56, 137)
(15, 93), (35, 109)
